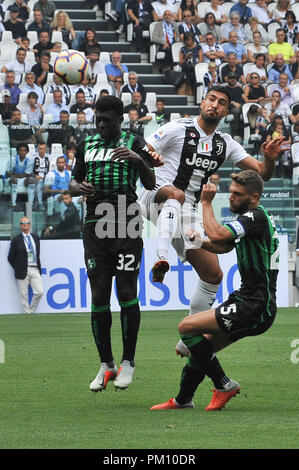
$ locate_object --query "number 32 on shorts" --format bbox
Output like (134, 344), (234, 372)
(116, 253), (140, 271)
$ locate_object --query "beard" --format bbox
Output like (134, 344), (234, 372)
(230, 198), (251, 215)
(200, 109), (221, 125)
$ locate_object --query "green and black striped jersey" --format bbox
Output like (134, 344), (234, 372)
(71, 131), (154, 222)
(225, 205), (279, 314)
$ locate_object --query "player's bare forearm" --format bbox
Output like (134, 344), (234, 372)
(201, 239), (234, 254)
(202, 200), (232, 243)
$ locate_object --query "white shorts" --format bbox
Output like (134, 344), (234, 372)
(138, 186), (205, 262)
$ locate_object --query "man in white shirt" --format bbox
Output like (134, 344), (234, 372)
(265, 89), (296, 126)
(8, 216), (43, 314)
(270, 72), (297, 107)
(45, 89), (70, 122)
(250, 0), (272, 27)
(152, 0), (177, 20)
(87, 47), (106, 85)
(201, 32), (225, 66)
(20, 71), (44, 105)
(1, 47), (31, 84)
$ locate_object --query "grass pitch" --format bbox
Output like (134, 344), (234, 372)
(0, 308), (299, 449)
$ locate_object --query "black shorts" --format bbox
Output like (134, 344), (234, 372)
(83, 222), (143, 277)
(215, 292), (276, 343)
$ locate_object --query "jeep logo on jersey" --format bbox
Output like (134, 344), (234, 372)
(185, 153), (218, 171)
(85, 148), (114, 162)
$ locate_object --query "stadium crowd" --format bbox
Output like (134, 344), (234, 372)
(1, 0), (299, 238)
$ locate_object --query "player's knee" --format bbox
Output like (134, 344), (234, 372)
(201, 267), (223, 285)
(156, 186), (185, 205)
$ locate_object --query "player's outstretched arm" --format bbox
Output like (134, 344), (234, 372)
(111, 147), (155, 190)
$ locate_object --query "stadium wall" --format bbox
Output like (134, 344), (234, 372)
(0, 236), (289, 314)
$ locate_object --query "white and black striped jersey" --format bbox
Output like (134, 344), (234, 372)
(146, 118), (249, 204)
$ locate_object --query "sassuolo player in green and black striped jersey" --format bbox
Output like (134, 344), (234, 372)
(69, 96), (162, 394)
(151, 170), (279, 412)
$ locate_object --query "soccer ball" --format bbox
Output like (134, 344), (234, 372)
(54, 50), (88, 85)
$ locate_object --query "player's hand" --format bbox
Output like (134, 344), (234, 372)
(200, 182), (217, 203)
(262, 136), (289, 160)
(149, 150), (164, 167)
(79, 181), (96, 198)
(110, 147), (142, 163)
(186, 229), (203, 249)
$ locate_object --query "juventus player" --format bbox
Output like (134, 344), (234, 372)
(140, 86), (285, 316)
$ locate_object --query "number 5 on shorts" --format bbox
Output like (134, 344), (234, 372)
(220, 303), (236, 315)
(116, 254), (136, 271)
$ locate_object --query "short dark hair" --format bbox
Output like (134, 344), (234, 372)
(230, 170), (264, 197)
(17, 143), (29, 152)
(89, 47), (100, 55)
(28, 91), (38, 100)
(95, 95), (124, 116)
(62, 190), (71, 196)
(205, 86), (231, 107)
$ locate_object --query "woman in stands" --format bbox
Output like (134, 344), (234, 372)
(244, 16), (268, 45)
(79, 28), (102, 58)
(179, 31), (203, 96)
(50, 11), (76, 49)
(273, 0), (291, 24)
(177, 0), (200, 24)
(204, 0), (228, 25)
(199, 12), (222, 41)
(246, 31), (268, 64)
(282, 10), (299, 45)
(221, 12), (246, 44)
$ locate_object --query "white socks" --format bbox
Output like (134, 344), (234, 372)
(156, 199), (182, 260)
(189, 278), (220, 314)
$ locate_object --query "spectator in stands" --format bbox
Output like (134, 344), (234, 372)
(43, 191), (81, 238)
(20, 36), (35, 52)
(268, 29), (295, 64)
(224, 71), (244, 140)
(32, 29), (55, 59)
(45, 73), (72, 105)
(151, 10), (180, 69)
(0, 89), (17, 124)
(78, 28), (102, 57)
(221, 12), (246, 44)
(124, 90), (152, 123)
(272, 0), (291, 25)
(21, 72), (44, 105)
(154, 98), (170, 125)
(230, 0), (252, 25)
(246, 31), (268, 64)
(4, 144), (36, 209)
(242, 73), (269, 105)
(22, 91), (44, 126)
(244, 53), (268, 83)
(282, 10), (299, 45)
(36, 110), (75, 150)
(151, 0), (177, 21)
(72, 76), (94, 106)
(220, 52), (245, 84)
(8, 109), (36, 148)
(8, 0), (30, 23)
(105, 51), (128, 83)
(265, 90), (296, 126)
(122, 71), (146, 103)
(291, 49), (299, 81)
(179, 31), (203, 96)
(70, 90), (94, 123)
(33, 0), (56, 23)
(44, 89), (70, 122)
(268, 53), (293, 84)
(271, 72), (297, 107)
(204, 0), (228, 25)
(244, 16), (268, 45)
(122, 108), (144, 137)
(249, 0), (272, 27)
(209, 172), (227, 192)
(0, 71), (21, 105)
(3, 5), (26, 46)
(33, 142), (50, 211)
(127, 0), (158, 53)
(50, 10), (76, 48)
(73, 111), (96, 143)
(254, 106), (271, 141)
(111, 76), (123, 98)
(199, 12), (221, 42)
(179, 10), (203, 44)
(203, 61), (219, 96)
(63, 143), (77, 170)
(1, 48), (31, 85)
(43, 156), (72, 215)
(87, 47), (106, 85)
(201, 32), (225, 66)
(27, 9), (51, 37)
(177, 0), (200, 24)
(106, 1), (127, 35)
(222, 31), (248, 64)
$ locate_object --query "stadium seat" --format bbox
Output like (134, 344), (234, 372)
(51, 31), (63, 43)
(242, 62), (256, 78)
(26, 32), (38, 45)
(121, 92), (132, 108)
(50, 52), (59, 66)
(171, 42), (183, 71)
(104, 1), (112, 19)
(99, 52), (110, 64)
(195, 62), (209, 104)
(21, 114), (28, 123)
(51, 143), (63, 156)
(93, 83), (113, 99)
(96, 72), (108, 84)
(222, 2), (235, 17)
(69, 113), (77, 126)
(170, 113), (180, 121)
(27, 144), (36, 155)
(197, 1), (210, 18)
(291, 142), (299, 184)
(43, 94), (54, 107)
(267, 22), (280, 43)
(149, 22), (162, 64)
(242, 102), (262, 145)
(42, 113), (54, 126)
(292, 3), (299, 18)
(145, 92), (156, 113)
(1, 31), (13, 42)
(267, 83), (278, 97)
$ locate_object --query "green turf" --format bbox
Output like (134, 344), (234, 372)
(0, 308), (299, 449)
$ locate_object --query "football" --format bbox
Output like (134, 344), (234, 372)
(54, 50), (88, 85)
